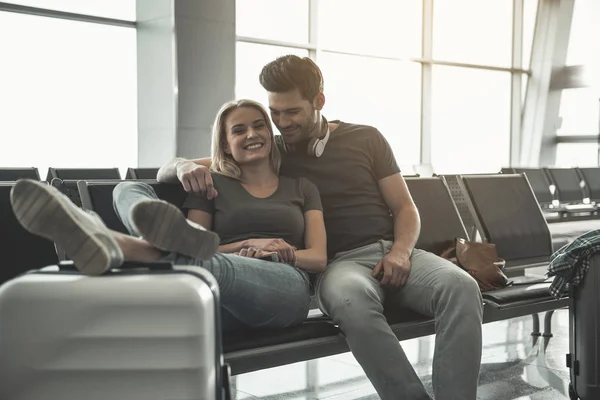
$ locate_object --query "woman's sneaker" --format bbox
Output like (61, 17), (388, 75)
(10, 179), (124, 276)
(131, 199), (220, 260)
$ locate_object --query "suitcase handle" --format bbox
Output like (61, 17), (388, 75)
(57, 260), (174, 272)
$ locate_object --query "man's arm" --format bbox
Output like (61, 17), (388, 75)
(157, 157), (215, 197)
(378, 173), (420, 256)
(156, 157), (212, 183)
(373, 173), (421, 287)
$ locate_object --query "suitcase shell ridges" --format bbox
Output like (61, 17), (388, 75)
(0, 267), (222, 400)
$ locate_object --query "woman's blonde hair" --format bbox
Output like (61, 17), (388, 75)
(210, 99), (281, 180)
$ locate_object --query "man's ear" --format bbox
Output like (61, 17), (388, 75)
(313, 93), (325, 111)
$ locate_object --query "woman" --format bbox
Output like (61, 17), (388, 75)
(10, 99), (327, 331)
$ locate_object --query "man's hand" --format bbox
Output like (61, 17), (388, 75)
(243, 238), (297, 265)
(372, 249), (412, 287)
(176, 161), (218, 199)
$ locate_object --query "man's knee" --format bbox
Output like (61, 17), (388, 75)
(318, 272), (384, 325)
(437, 267), (483, 316)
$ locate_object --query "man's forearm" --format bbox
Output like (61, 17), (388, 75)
(156, 157), (187, 183)
(391, 207), (421, 256)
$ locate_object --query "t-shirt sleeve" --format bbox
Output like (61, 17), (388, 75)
(181, 192), (214, 214)
(299, 177), (323, 212)
(369, 128), (401, 180)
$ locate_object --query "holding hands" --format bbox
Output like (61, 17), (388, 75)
(236, 238), (297, 265)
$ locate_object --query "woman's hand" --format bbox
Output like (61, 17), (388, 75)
(242, 238), (297, 264)
(235, 248), (279, 261)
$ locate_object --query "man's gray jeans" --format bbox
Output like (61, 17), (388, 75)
(317, 240), (484, 400)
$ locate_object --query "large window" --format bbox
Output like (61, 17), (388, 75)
(557, 88), (600, 136)
(567, 0), (600, 67)
(235, 0), (531, 174)
(317, 0), (421, 59)
(236, 0), (309, 44)
(319, 53), (421, 165)
(433, 0), (513, 67)
(431, 67), (511, 174)
(550, 0), (600, 168)
(235, 42), (308, 111)
(555, 143), (599, 167)
(0, 6), (137, 176)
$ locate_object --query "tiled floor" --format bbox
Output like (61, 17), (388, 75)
(230, 309), (573, 399)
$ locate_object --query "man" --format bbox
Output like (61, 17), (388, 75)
(157, 55), (483, 400)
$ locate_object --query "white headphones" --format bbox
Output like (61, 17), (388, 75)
(276, 116), (330, 157)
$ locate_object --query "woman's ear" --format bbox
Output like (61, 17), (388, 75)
(222, 139), (232, 155)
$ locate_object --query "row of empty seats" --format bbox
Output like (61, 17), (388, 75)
(502, 167), (600, 218)
(0, 172), (569, 375)
(501, 167), (600, 251)
(6, 164), (594, 211)
(0, 167), (160, 182)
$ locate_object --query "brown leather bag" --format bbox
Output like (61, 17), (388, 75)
(440, 238), (512, 292)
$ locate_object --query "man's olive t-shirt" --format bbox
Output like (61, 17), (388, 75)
(183, 174), (322, 250)
(279, 121), (400, 259)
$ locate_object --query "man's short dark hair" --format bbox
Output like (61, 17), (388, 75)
(259, 55), (324, 101)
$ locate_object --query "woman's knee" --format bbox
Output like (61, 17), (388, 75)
(113, 181), (134, 201)
(279, 292), (311, 327)
(233, 283), (310, 329)
(113, 181), (155, 203)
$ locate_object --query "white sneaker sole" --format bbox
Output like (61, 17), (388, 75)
(132, 200), (220, 261)
(10, 179), (123, 276)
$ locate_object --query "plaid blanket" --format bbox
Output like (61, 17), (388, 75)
(547, 229), (600, 299)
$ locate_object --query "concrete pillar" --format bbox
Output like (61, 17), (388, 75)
(136, 0), (235, 166)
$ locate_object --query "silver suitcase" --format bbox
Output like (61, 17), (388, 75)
(0, 261), (231, 400)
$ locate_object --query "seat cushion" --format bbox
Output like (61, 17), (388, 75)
(482, 282), (553, 304)
(223, 319), (339, 353)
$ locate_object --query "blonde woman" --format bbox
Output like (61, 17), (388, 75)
(10, 99), (327, 331)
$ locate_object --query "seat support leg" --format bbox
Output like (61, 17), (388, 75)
(543, 310), (554, 337)
(531, 313), (541, 336)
